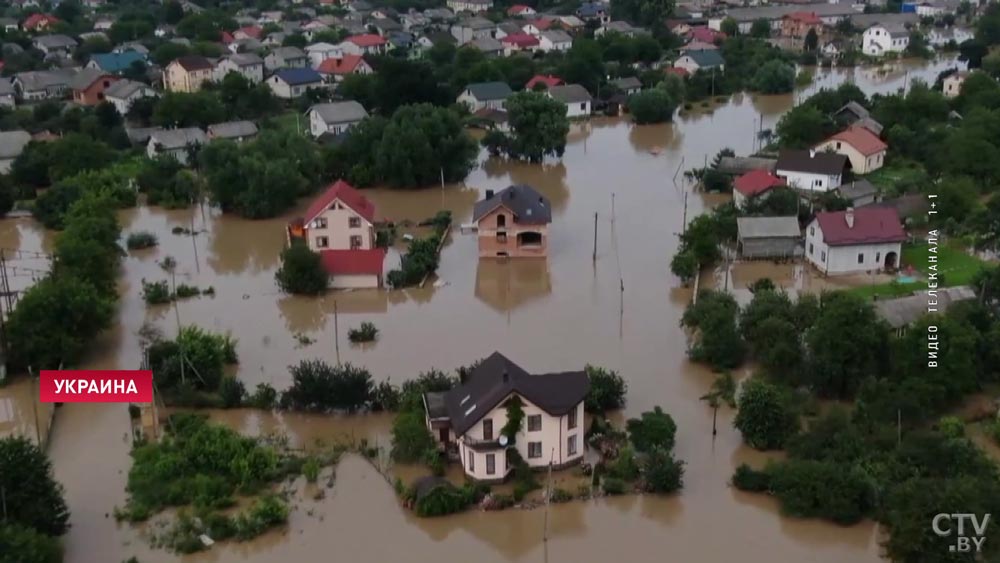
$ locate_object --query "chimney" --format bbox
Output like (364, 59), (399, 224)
(845, 207), (855, 228)
(809, 149), (816, 158)
(485, 189), (494, 199)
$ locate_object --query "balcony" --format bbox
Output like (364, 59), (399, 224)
(463, 435), (512, 451)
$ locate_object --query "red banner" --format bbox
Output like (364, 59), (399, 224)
(39, 370), (153, 403)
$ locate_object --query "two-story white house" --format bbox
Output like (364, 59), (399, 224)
(775, 149), (848, 193)
(289, 180), (385, 289)
(863, 23), (909, 56)
(423, 352), (589, 482)
(813, 126), (888, 175)
(214, 53), (265, 83)
(805, 207), (906, 275)
(306, 101), (369, 138)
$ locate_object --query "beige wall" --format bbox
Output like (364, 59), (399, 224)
(476, 206), (548, 258)
(457, 392), (584, 481)
(815, 139), (885, 175)
(305, 198), (375, 252)
(330, 273), (380, 289)
(164, 63), (213, 93)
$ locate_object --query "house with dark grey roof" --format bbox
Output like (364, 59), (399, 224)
(104, 79), (158, 115)
(674, 49), (725, 73)
(32, 34), (78, 57)
(266, 67), (324, 99)
(306, 101), (369, 138)
(458, 81), (513, 111)
(264, 46), (308, 71)
(147, 127), (207, 166)
(737, 216), (802, 259)
(547, 83), (592, 117)
(834, 179), (879, 207)
(13, 69), (76, 101)
(423, 352), (588, 481)
(832, 101), (884, 135)
(875, 285), (976, 334)
(473, 184), (551, 258)
(775, 149), (848, 193)
(207, 120), (258, 142)
(611, 76), (643, 95)
(0, 130), (31, 174)
(450, 16), (495, 44)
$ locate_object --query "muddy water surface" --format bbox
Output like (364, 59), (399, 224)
(0, 57), (963, 563)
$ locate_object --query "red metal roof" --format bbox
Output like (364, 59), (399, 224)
(320, 248), (386, 276)
(502, 33), (540, 47)
(734, 169), (784, 197)
(221, 31), (235, 44)
(508, 4), (533, 14)
(785, 11), (822, 24)
(815, 207), (906, 246)
(236, 25), (263, 39)
(687, 26), (725, 43)
(317, 55), (366, 74)
(304, 180), (376, 225)
(23, 14), (59, 30)
(529, 17), (555, 30)
(825, 126), (888, 156)
(345, 34), (387, 47)
(525, 74), (563, 89)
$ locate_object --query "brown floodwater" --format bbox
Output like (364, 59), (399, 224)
(0, 57), (963, 563)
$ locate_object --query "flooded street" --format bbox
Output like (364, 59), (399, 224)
(0, 57), (962, 562)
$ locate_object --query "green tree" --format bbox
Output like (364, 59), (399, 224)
(767, 459), (874, 524)
(733, 378), (798, 450)
(803, 28), (818, 51)
(721, 17), (739, 37)
(0, 524), (63, 563)
(641, 447), (684, 493)
(53, 195), (123, 296)
(751, 60), (795, 94)
(281, 360), (374, 412)
(0, 437), (70, 536)
(374, 104), (478, 188)
(750, 19), (770, 38)
(627, 89), (677, 124)
(626, 406), (677, 452)
(611, 0), (674, 27)
(584, 365), (627, 413)
(681, 290), (745, 370)
(776, 105), (829, 148)
(390, 411), (436, 462)
(275, 242), (328, 295)
(153, 91), (227, 128)
(503, 91), (570, 162)
(805, 292), (888, 399)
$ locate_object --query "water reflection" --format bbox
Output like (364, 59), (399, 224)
(475, 258), (552, 314)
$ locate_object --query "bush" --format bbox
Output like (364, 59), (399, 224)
(606, 443), (640, 481)
(126, 231), (158, 250)
(751, 60), (796, 94)
(601, 477), (627, 495)
(584, 365), (627, 413)
(732, 463), (771, 492)
(550, 487), (573, 503)
(280, 360), (374, 412)
(414, 482), (470, 517)
(767, 460), (873, 525)
(387, 232), (445, 289)
(174, 284), (201, 299)
(371, 380), (401, 412)
(513, 481), (537, 502)
(0, 524), (64, 563)
(642, 447), (684, 494)
(142, 280), (172, 305)
(626, 406), (677, 453)
(627, 89), (677, 124)
(302, 457), (320, 483)
(218, 376), (246, 408)
(148, 326), (236, 394)
(275, 242), (328, 295)
(347, 321), (378, 343)
(232, 495), (288, 540)
(391, 411), (436, 463)
(733, 378), (799, 450)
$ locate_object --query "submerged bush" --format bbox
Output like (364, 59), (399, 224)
(347, 321), (378, 343)
(126, 231), (158, 250)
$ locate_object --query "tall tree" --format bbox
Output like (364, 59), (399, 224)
(0, 437), (70, 536)
(805, 292), (888, 399)
(503, 91), (570, 162)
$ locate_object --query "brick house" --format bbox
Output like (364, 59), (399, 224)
(69, 68), (119, 106)
(473, 184), (551, 258)
(781, 12), (823, 39)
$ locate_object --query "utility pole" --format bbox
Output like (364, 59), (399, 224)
(440, 167), (445, 190)
(723, 247), (731, 292)
(592, 212), (598, 262)
(543, 448), (555, 542)
(681, 192), (688, 235)
(27, 366), (41, 446)
(333, 299), (341, 366)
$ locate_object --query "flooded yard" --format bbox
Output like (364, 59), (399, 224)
(0, 57), (963, 563)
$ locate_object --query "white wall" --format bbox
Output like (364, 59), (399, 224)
(308, 201), (374, 251)
(330, 273), (380, 289)
(778, 169), (841, 192)
(863, 27), (908, 56)
(805, 219), (902, 275)
(564, 100), (591, 118)
(814, 140), (885, 174)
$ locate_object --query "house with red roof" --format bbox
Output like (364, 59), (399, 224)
(814, 126), (888, 174)
(525, 74), (563, 90)
(501, 33), (540, 55)
(234, 25), (263, 41)
(339, 34), (388, 56)
(316, 55), (373, 82)
(288, 180), (386, 289)
(508, 4), (536, 16)
(522, 18), (555, 35)
(22, 13), (60, 32)
(781, 12), (823, 39)
(687, 26), (725, 45)
(733, 169), (785, 208)
(805, 207), (906, 275)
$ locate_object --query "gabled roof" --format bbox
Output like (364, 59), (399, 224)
(23, 13), (60, 30)
(304, 179), (376, 224)
(814, 207), (906, 246)
(470, 37), (503, 52)
(464, 81), (513, 101)
(548, 83), (592, 104)
(270, 46), (307, 60)
(441, 352), (589, 435)
(171, 55), (213, 71)
(835, 179), (877, 201)
(734, 169), (784, 197)
(317, 54), (367, 74)
(208, 120), (258, 139)
(737, 216), (801, 239)
(784, 11), (822, 24)
(473, 184), (552, 225)
(0, 130), (31, 160)
(344, 33), (387, 47)
(308, 101), (369, 124)
(680, 49), (724, 68)
(225, 52), (263, 66)
(688, 26), (724, 43)
(34, 34), (77, 49)
(875, 285), (976, 329)
(69, 68), (113, 91)
(525, 74), (563, 89)
(89, 51), (145, 73)
(611, 76), (642, 90)
(540, 29), (572, 44)
(776, 149), (847, 175)
(236, 25), (263, 39)
(272, 67), (323, 86)
(104, 79), (152, 99)
(501, 32), (539, 47)
(319, 248), (385, 277)
(14, 69), (75, 92)
(823, 126), (888, 156)
(150, 127), (207, 149)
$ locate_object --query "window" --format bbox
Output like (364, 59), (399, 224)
(527, 414), (541, 431)
(580, 102), (586, 110)
(528, 441), (542, 459)
(497, 214), (506, 228)
(820, 250), (826, 262)
(486, 453), (495, 475)
(809, 243), (814, 255)
(468, 449), (475, 472)
(857, 253), (864, 264)
(567, 435), (577, 456)
(483, 419), (493, 440)
(349, 217), (361, 228)
(316, 236), (329, 248)
(350, 235), (363, 249)
(497, 232), (507, 243)
(568, 407), (577, 430)
(835, 142), (841, 149)
(876, 252), (881, 263)
(313, 217), (327, 229)
(813, 179), (823, 188)
(810, 227), (814, 236)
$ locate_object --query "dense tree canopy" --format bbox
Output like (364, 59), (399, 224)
(0, 437), (70, 536)
(275, 243), (328, 295)
(733, 378), (799, 450)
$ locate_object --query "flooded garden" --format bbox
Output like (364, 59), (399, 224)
(0, 56), (964, 563)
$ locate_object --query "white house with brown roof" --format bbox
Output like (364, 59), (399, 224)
(805, 207), (906, 275)
(288, 180), (385, 289)
(775, 149), (847, 193)
(813, 126), (888, 174)
(423, 352), (588, 482)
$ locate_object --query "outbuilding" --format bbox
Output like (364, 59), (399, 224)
(736, 216), (801, 259)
